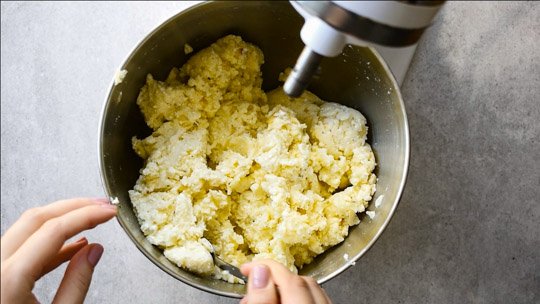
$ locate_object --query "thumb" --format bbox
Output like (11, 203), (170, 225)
(52, 243), (104, 304)
(245, 264), (278, 304)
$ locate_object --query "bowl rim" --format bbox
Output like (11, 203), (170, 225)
(98, 1), (410, 299)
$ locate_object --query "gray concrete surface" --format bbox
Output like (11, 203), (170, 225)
(1, 1), (539, 303)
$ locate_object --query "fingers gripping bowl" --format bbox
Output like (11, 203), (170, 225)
(99, 1), (409, 298)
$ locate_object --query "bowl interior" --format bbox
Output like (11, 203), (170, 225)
(100, 1), (408, 298)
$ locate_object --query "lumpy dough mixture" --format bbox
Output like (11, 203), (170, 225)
(129, 35), (377, 283)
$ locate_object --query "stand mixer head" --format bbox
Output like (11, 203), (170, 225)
(284, 1), (445, 97)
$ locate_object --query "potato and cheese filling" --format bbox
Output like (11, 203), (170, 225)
(129, 35), (376, 283)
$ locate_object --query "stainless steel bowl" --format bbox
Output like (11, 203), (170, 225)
(99, 1), (409, 298)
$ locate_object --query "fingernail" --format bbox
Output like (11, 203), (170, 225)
(252, 265), (269, 289)
(92, 198), (110, 205)
(87, 245), (104, 267)
(100, 204), (117, 210)
(74, 236), (88, 244)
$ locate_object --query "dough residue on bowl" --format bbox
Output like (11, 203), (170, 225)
(184, 43), (194, 55)
(114, 69), (127, 85)
(129, 35), (376, 283)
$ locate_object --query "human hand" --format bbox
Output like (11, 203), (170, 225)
(240, 259), (333, 304)
(1, 198), (117, 304)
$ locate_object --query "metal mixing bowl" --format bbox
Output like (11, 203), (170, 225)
(99, 1), (409, 298)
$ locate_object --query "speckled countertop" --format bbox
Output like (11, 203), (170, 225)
(1, 2), (538, 303)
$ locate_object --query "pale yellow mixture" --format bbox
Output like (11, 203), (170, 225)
(129, 35), (376, 283)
